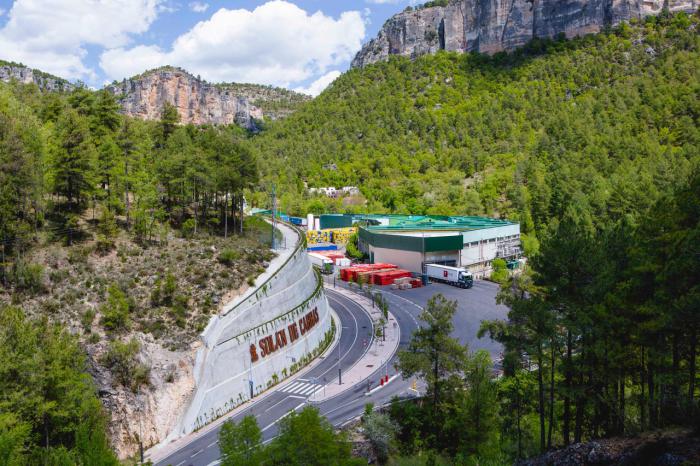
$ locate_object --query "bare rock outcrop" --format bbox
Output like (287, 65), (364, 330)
(0, 61), (74, 92)
(352, 0), (698, 67)
(89, 333), (197, 459)
(106, 67), (309, 129)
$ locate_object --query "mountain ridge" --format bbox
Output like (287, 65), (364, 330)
(106, 66), (311, 128)
(0, 59), (75, 92)
(0, 62), (310, 128)
(352, 0), (698, 67)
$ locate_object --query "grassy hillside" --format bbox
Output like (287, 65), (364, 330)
(252, 13), (700, 239)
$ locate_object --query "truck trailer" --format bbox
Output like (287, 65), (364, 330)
(425, 264), (473, 289)
(307, 252), (334, 274)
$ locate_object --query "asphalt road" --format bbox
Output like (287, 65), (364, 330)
(155, 279), (506, 466)
(156, 288), (416, 466)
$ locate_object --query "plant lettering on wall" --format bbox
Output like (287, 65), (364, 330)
(249, 307), (320, 363)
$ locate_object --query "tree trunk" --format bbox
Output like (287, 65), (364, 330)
(640, 347), (646, 430)
(564, 330), (572, 445)
(537, 347), (546, 453)
(124, 158), (130, 227)
(648, 361), (656, 427)
(689, 330), (697, 406)
(240, 195), (244, 234)
(224, 194), (228, 239)
(671, 331), (680, 420)
(516, 374), (523, 459)
(619, 371), (625, 435)
(433, 349), (440, 416)
(548, 340), (556, 449)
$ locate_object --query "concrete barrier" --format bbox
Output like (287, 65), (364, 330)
(174, 222), (333, 435)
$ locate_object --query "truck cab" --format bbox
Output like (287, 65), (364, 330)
(458, 271), (474, 289)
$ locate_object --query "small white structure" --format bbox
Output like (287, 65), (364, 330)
(308, 186), (360, 198)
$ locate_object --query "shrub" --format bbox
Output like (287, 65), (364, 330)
(363, 411), (398, 464)
(151, 273), (177, 307)
(181, 218), (196, 238)
(217, 248), (240, 266)
(490, 258), (509, 284)
(12, 261), (45, 295)
(94, 234), (115, 255)
(100, 284), (130, 332)
(81, 309), (96, 332)
(100, 338), (150, 391)
(98, 208), (118, 238)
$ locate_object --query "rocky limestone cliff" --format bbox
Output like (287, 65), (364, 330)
(352, 0), (698, 67)
(0, 61), (74, 92)
(107, 67), (309, 129)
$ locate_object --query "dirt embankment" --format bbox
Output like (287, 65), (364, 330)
(2, 226), (274, 459)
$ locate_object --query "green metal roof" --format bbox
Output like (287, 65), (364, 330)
(356, 214), (516, 232)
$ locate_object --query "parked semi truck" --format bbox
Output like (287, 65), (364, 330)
(307, 252), (334, 274)
(425, 264), (473, 289)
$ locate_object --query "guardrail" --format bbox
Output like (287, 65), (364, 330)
(222, 218), (307, 318)
(216, 268), (324, 347)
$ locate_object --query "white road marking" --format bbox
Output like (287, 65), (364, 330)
(206, 461), (221, 466)
(175, 461), (185, 466)
(280, 381), (324, 396)
(264, 397), (290, 413)
(207, 441), (217, 448)
(261, 402), (306, 432)
(283, 381), (303, 392)
(191, 449), (203, 458)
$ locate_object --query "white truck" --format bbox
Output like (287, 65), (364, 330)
(307, 252), (334, 274)
(425, 264), (473, 289)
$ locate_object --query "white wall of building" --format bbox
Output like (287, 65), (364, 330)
(460, 224), (521, 276)
(369, 246), (423, 272)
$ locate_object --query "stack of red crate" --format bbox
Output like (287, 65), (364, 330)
(339, 263), (397, 282)
(410, 278), (423, 288)
(371, 269), (412, 286)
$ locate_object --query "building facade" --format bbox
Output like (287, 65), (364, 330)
(353, 215), (520, 278)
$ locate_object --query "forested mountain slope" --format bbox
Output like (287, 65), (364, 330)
(253, 13), (699, 239)
(0, 76), (268, 458)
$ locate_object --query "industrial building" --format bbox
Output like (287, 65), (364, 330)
(318, 214), (520, 278)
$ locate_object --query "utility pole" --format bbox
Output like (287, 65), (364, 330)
(270, 184), (277, 250)
(338, 326), (342, 385)
(137, 387), (144, 464)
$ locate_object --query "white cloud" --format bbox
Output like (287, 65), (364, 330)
(100, 1), (365, 88)
(0, 0), (162, 81)
(189, 2), (209, 13)
(294, 70), (340, 96)
(0, 8), (5, 16)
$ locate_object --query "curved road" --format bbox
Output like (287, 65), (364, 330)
(157, 287), (419, 466)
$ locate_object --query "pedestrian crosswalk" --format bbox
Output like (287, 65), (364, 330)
(280, 380), (323, 396)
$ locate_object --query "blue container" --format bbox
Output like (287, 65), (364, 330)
(307, 244), (339, 252)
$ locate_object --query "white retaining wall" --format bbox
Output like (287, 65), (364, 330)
(174, 223), (333, 435)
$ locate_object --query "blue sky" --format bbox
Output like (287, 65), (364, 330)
(0, 0), (416, 95)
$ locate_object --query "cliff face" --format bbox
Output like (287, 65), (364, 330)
(352, 0), (698, 67)
(106, 67), (309, 129)
(107, 68), (262, 129)
(0, 62), (74, 92)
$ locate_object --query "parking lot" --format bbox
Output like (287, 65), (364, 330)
(332, 276), (509, 360)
